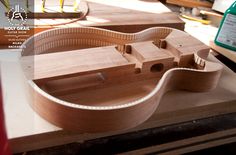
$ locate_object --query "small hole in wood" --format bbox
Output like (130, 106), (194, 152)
(150, 63), (164, 72)
(134, 68), (141, 74)
(125, 45), (132, 54)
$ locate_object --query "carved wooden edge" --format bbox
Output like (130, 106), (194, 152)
(21, 27), (172, 56)
(20, 27), (223, 132)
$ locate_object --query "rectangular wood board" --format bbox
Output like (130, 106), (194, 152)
(0, 0), (185, 46)
(0, 49), (235, 153)
(210, 40), (236, 63)
(166, 0), (213, 8)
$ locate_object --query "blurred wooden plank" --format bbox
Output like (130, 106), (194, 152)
(210, 41), (236, 63)
(0, 0), (185, 46)
(167, 0), (213, 8)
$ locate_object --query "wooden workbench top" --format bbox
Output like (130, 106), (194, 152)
(0, 49), (235, 153)
(0, 0), (185, 46)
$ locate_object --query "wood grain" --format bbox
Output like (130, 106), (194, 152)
(20, 27), (223, 133)
(21, 46), (135, 81)
(166, 0), (213, 8)
(1, 49), (235, 153)
(0, 0), (185, 46)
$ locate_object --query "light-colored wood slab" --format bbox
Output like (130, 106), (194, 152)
(0, 0), (185, 46)
(210, 40), (236, 63)
(1, 49), (235, 153)
(166, 0), (213, 8)
(130, 41), (172, 61)
(21, 46), (135, 81)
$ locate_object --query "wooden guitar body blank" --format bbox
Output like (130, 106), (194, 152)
(21, 27), (223, 132)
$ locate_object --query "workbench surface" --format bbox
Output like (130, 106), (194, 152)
(0, 49), (235, 153)
(0, 0), (185, 46)
(0, 1), (236, 153)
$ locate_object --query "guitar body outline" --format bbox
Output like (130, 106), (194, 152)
(21, 27), (223, 132)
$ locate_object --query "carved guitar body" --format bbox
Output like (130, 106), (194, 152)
(21, 27), (222, 132)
